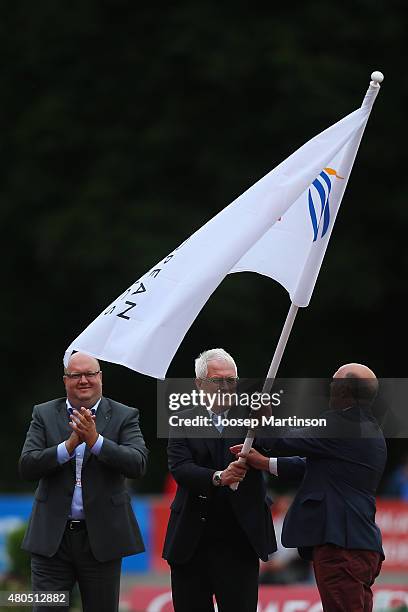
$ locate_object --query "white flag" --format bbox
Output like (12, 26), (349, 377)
(65, 81), (380, 379)
(231, 84), (379, 306)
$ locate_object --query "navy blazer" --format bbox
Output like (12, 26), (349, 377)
(163, 405), (277, 564)
(262, 406), (387, 560)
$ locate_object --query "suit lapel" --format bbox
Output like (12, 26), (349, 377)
(203, 436), (220, 467)
(56, 399), (73, 441)
(221, 405), (250, 464)
(94, 397), (112, 435)
(55, 400), (76, 476)
(203, 406), (246, 467)
(189, 405), (221, 466)
(83, 397), (112, 466)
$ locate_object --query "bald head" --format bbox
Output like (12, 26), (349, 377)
(333, 363), (377, 381)
(330, 362), (378, 410)
(65, 352), (100, 374)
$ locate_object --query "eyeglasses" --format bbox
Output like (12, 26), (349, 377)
(65, 370), (101, 380)
(202, 377), (239, 385)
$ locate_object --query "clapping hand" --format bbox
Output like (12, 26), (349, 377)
(69, 407), (98, 448)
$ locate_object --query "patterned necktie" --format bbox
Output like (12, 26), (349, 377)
(68, 407), (96, 416)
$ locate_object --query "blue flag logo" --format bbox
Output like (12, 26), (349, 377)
(308, 167), (343, 241)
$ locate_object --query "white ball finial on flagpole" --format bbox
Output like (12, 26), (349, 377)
(370, 71), (384, 87)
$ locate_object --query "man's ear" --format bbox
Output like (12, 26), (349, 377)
(195, 378), (202, 391)
(338, 379), (351, 399)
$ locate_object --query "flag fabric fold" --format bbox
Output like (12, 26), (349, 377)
(64, 82), (380, 379)
(231, 84), (380, 306)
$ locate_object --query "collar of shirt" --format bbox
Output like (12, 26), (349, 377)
(207, 408), (230, 419)
(66, 398), (102, 414)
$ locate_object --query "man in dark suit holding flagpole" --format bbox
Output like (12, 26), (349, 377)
(163, 348), (277, 612)
(19, 352), (148, 612)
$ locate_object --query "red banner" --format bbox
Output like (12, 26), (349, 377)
(151, 500), (171, 572)
(152, 498), (408, 573)
(376, 500), (408, 571)
(122, 585), (408, 612)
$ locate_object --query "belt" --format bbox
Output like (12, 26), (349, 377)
(66, 520), (86, 531)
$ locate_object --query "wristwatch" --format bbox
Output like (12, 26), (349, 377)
(213, 471), (223, 486)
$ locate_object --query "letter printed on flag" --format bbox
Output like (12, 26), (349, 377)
(64, 80), (381, 379)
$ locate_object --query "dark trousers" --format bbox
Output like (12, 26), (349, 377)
(313, 544), (382, 612)
(170, 534), (259, 612)
(31, 523), (122, 612)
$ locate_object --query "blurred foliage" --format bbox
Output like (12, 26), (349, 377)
(0, 0), (407, 493)
(0, 525), (83, 611)
(5, 524), (30, 583)
(0, 528), (29, 611)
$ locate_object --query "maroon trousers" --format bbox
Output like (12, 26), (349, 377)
(313, 544), (382, 612)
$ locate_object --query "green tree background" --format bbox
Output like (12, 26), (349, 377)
(1, 0), (407, 492)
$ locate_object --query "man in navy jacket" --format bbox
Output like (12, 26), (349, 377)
(231, 362), (386, 612)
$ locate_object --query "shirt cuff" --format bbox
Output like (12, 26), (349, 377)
(269, 457), (278, 476)
(90, 435), (104, 455)
(57, 442), (74, 464)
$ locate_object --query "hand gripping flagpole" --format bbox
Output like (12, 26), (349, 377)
(229, 303), (298, 490)
(230, 70), (384, 490)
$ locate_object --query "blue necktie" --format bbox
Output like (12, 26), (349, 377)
(211, 412), (223, 433)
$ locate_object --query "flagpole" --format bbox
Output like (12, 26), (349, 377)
(230, 302), (299, 490)
(262, 303), (299, 393)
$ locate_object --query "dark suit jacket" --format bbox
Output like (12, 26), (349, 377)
(262, 406), (387, 560)
(162, 405), (277, 564)
(19, 396), (148, 562)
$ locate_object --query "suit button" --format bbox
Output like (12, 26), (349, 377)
(200, 517), (206, 522)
